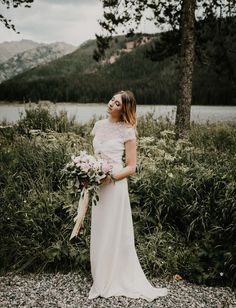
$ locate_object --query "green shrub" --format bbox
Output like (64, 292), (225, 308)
(0, 115), (93, 274)
(17, 103), (86, 135)
(0, 108), (235, 288)
(130, 121), (236, 286)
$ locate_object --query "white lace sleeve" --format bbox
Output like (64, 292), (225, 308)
(91, 121), (100, 136)
(123, 127), (136, 143)
(90, 122), (97, 136)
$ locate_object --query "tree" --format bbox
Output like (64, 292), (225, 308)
(95, 0), (236, 138)
(0, 0), (34, 33)
(175, 0), (195, 139)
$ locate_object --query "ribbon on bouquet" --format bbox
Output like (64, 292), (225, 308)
(69, 187), (89, 241)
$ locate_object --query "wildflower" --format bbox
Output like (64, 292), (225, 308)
(160, 130), (175, 137)
(139, 136), (155, 145)
(164, 153), (175, 161)
(156, 138), (166, 147)
(156, 149), (166, 157)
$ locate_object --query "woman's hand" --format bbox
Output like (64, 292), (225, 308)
(110, 139), (136, 181)
(100, 175), (112, 185)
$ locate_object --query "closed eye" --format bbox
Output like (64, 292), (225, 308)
(111, 96), (121, 106)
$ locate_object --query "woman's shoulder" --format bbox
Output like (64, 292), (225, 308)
(122, 121), (135, 130)
(93, 118), (107, 128)
(91, 119), (110, 135)
(95, 118), (105, 124)
(122, 123), (136, 142)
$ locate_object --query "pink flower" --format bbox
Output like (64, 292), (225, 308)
(72, 156), (81, 164)
(93, 161), (101, 170)
(102, 161), (111, 173)
(80, 162), (91, 172)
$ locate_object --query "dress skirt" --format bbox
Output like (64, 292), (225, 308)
(88, 164), (168, 302)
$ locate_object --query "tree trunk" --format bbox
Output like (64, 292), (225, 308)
(175, 0), (196, 139)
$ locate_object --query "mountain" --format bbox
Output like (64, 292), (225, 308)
(0, 35), (170, 103)
(0, 39), (40, 63)
(0, 42), (76, 83)
(0, 17), (235, 105)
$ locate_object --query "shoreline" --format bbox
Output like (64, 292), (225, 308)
(1, 100), (236, 107)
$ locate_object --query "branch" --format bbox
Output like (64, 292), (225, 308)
(0, 0), (34, 33)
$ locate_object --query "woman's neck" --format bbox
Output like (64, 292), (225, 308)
(108, 116), (122, 123)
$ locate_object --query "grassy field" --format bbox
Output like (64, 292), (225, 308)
(0, 105), (235, 288)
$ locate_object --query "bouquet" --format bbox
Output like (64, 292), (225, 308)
(62, 151), (112, 240)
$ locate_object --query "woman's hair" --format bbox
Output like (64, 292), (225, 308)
(115, 90), (137, 127)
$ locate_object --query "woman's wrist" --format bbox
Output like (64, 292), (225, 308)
(110, 173), (118, 183)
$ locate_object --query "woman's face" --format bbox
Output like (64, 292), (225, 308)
(107, 94), (123, 119)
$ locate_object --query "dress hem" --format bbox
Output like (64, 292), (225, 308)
(88, 288), (168, 302)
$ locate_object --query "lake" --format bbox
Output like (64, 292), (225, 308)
(0, 102), (236, 124)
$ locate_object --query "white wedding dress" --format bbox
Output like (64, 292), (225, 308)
(88, 118), (168, 302)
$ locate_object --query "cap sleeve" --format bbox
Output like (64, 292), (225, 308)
(91, 120), (102, 136)
(123, 126), (136, 143)
(90, 122), (97, 136)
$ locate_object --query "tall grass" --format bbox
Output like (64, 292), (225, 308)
(0, 106), (235, 287)
(131, 120), (236, 286)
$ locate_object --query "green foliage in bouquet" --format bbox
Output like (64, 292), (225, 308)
(61, 152), (112, 208)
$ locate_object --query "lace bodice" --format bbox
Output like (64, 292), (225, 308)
(91, 118), (136, 166)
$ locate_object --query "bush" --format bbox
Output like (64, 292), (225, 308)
(0, 107), (94, 274)
(17, 103), (85, 135)
(0, 108), (235, 288)
(130, 121), (236, 287)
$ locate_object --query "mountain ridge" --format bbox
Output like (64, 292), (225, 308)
(0, 41), (77, 83)
(0, 19), (235, 105)
(0, 39), (41, 63)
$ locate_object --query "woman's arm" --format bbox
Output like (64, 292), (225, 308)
(113, 139), (136, 181)
(100, 139), (136, 185)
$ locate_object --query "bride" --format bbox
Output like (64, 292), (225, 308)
(88, 90), (168, 302)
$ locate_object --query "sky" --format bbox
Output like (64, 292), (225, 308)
(0, 0), (158, 47)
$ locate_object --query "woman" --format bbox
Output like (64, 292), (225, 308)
(88, 90), (168, 302)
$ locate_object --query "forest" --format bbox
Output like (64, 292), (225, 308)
(0, 16), (235, 105)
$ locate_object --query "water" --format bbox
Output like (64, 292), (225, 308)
(0, 102), (236, 124)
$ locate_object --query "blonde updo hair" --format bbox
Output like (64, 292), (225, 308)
(115, 90), (137, 128)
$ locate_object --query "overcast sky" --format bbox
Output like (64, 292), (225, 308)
(0, 0), (157, 47)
